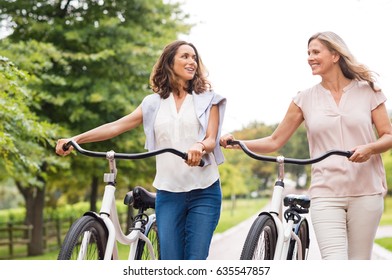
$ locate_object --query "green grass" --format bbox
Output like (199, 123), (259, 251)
(215, 198), (268, 233)
(374, 196), (392, 251)
(375, 237), (392, 251)
(379, 196), (392, 226)
(15, 250), (59, 260)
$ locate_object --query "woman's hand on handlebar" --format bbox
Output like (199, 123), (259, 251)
(55, 138), (74, 156)
(219, 134), (240, 149)
(348, 145), (372, 163)
(186, 142), (206, 167)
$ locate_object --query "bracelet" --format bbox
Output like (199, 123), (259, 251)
(197, 141), (206, 152)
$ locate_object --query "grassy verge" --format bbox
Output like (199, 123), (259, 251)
(375, 237), (392, 251)
(215, 197), (269, 233)
(374, 196), (392, 251)
(379, 195), (392, 226)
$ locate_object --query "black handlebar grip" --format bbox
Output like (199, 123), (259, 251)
(227, 139), (240, 146)
(62, 141), (72, 151)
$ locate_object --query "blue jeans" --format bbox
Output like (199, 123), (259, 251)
(155, 179), (222, 260)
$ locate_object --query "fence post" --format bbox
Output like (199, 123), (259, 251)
(56, 218), (62, 247)
(7, 222), (14, 259)
(43, 222), (47, 250)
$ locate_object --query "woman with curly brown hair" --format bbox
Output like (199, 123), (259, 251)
(56, 40), (226, 259)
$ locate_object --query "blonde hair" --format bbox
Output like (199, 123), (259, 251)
(308, 31), (379, 92)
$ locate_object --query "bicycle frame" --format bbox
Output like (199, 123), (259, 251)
(60, 140), (197, 260)
(228, 139), (352, 260)
(97, 187), (157, 260)
(77, 150), (158, 260)
(267, 156), (305, 260)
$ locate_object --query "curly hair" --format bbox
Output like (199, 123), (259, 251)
(308, 31), (379, 92)
(149, 40), (212, 99)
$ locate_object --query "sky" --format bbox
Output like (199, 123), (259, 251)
(177, 0), (392, 132)
(1, 0), (391, 133)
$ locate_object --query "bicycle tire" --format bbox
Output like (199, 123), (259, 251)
(286, 218), (310, 260)
(135, 220), (160, 260)
(58, 215), (108, 260)
(240, 214), (277, 260)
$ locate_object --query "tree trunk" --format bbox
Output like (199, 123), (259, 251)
(16, 181), (45, 256)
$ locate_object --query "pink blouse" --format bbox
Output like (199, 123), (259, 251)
(293, 80), (387, 198)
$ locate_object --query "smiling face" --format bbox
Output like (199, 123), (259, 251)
(307, 38), (339, 76)
(172, 44), (198, 84)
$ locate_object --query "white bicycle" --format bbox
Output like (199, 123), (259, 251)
(57, 140), (203, 260)
(228, 140), (352, 260)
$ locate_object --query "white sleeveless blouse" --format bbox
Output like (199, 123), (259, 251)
(152, 93), (219, 192)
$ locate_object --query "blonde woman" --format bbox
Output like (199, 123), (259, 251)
(220, 31), (392, 259)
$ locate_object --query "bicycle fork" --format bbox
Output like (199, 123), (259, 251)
(77, 185), (119, 260)
(267, 156), (283, 259)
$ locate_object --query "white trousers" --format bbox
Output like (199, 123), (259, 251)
(310, 194), (384, 260)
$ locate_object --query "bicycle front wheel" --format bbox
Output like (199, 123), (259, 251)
(58, 215), (108, 260)
(286, 218), (310, 260)
(240, 214), (277, 260)
(135, 221), (160, 260)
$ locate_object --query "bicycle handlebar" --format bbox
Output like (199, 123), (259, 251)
(63, 140), (205, 167)
(227, 140), (352, 165)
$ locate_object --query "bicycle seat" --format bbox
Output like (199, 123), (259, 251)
(124, 186), (156, 210)
(283, 194), (310, 209)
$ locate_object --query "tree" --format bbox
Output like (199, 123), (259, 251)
(223, 121), (311, 197)
(0, 0), (191, 256)
(0, 55), (65, 256)
(279, 124), (310, 188)
(232, 122), (277, 193)
(382, 153), (392, 196)
(219, 152), (250, 198)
